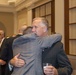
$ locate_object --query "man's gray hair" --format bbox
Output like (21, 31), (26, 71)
(33, 17), (49, 30)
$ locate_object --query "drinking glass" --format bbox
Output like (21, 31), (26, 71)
(43, 63), (52, 68)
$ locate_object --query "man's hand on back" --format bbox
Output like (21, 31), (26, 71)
(10, 53), (25, 67)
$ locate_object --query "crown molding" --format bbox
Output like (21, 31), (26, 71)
(0, 0), (52, 12)
(15, 0), (40, 11)
(15, 0), (25, 6)
(15, 0), (52, 11)
(0, 4), (15, 12)
(0, 0), (23, 12)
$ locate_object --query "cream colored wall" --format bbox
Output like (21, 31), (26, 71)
(17, 8), (27, 32)
(0, 0), (8, 4)
(0, 12), (14, 37)
(13, 12), (18, 34)
(27, 9), (32, 26)
(55, 0), (64, 43)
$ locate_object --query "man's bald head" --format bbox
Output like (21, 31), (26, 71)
(18, 25), (27, 35)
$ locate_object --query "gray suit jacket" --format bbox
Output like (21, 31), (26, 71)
(12, 33), (62, 75)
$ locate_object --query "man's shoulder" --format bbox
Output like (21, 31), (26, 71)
(54, 41), (63, 45)
(52, 41), (63, 48)
(44, 41), (63, 51)
(46, 41), (64, 53)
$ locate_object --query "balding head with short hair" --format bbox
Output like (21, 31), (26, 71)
(18, 25), (27, 35)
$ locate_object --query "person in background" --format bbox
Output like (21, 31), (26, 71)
(0, 30), (7, 75)
(23, 26), (32, 35)
(14, 25), (28, 37)
(10, 17), (73, 75)
(0, 30), (6, 65)
(0, 25), (27, 75)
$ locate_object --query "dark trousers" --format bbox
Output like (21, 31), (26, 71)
(0, 65), (6, 75)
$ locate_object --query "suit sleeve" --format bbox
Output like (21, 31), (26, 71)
(57, 43), (73, 75)
(0, 38), (13, 62)
(41, 34), (62, 48)
(0, 39), (9, 61)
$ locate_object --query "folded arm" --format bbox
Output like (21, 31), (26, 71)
(41, 33), (62, 48)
